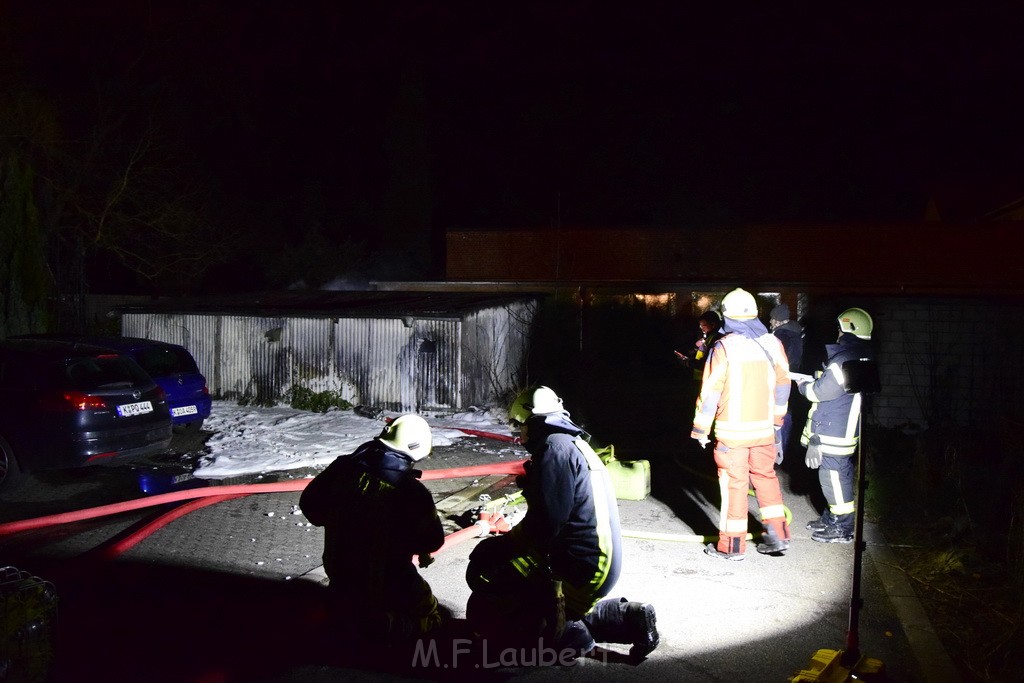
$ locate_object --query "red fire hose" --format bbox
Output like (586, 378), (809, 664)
(451, 428), (518, 443)
(0, 460), (527, 538)
(95, 494), (245, 559)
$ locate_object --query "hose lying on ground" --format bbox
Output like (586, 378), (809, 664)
(0, 460), (529, 538)
(1, 449), (792, 551)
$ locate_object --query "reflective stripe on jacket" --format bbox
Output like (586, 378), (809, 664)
(691, 331), (790, 447)
(511, 413), (622, 598)
(799, 334), (874, 456)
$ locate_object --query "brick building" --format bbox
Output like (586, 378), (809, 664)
(445, 223), (1024, 431)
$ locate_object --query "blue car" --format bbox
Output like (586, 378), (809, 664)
(12, 335), (212, 434)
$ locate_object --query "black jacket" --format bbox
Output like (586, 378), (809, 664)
(300, 440), (444, 585)
(773, 320), (804, 373)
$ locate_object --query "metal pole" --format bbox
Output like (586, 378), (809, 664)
(841, 412), (866, 667)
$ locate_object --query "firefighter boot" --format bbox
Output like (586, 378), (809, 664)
(755, 524), (790, 555)
(704, 535), (745, 562)
(811, 513), (854, 543)
(806, 510), (837, 532)
(584, 598), (660, 660)
(555, 619), (596, 659)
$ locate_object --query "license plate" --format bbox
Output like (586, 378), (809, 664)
(171, 405), (198, 417)
(117, 401), (153, 417)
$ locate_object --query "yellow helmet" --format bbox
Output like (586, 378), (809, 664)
(378, 414), (432, 460)
(838, 308), (873, 339)
(508, 386), (564, 425)
(721, 288), (758, 320)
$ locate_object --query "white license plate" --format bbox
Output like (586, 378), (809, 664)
(117, 401), (153, 417)
(171, 405), (198, 417)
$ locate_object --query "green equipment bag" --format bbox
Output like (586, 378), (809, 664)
(593, 445), (651, 501)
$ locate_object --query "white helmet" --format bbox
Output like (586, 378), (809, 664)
(838, 307), (873, 339)
(378, 414), (432, 460)
(721, 288), (758, 320)
(508, 386), (564, 425)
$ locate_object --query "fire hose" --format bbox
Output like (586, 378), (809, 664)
(0, 460), (528, 540)
(0, 426), (792, 552)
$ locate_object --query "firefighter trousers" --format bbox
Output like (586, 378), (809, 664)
(326, 562), (441, 645)
(819, 454), (856, 518)
(713, 441), (790, 555)
(465, 535), (612, 653)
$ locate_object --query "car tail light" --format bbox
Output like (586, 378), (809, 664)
(39, 391), (109, 411)
(85, 451), (119, 464)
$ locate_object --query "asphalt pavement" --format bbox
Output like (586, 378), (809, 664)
(0, 437), (961, 682)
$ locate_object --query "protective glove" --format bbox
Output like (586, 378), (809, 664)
(516, 459), (533, 489)
(804, 436), (822, 470)
(695, 435), (710, 449)
(417, 553), (434, 568)
(774, 428), (784, 465)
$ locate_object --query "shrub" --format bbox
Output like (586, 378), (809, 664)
(287, 386), (352, 413)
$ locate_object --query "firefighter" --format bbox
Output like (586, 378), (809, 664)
(770, 303), (804, 461)
(691, 288), (792, 560)
(465, 386), (659, 660)
(797, 307), (875, 544)
(299, 414), (444, 644)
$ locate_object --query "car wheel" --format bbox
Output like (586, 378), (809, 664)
(0, 435), (23, 493)
(173, 419), (205, 435)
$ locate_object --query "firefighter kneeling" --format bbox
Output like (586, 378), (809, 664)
(465, 386), (660, 661)
(300, 414), (444, 645)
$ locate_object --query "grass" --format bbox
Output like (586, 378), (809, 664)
(866, 424), (1024, 682)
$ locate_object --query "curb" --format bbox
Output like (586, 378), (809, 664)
(863, 521), (962, 683)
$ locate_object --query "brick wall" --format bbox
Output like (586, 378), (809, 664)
(852, 297), (1024, 430)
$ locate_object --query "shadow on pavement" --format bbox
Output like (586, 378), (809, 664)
(28, 557), (650, 683)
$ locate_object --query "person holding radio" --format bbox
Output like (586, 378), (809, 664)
(676, 310), (724, 382)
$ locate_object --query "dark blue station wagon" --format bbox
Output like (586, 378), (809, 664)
(12, 335), (212, 433)
(0, 338), (174, 491)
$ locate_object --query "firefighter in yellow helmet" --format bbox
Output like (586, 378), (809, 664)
(465, 386), (659, 660)
(299, 414), (444, 645)
(691, 288), (793, 561)
(796, 307), (876, 543)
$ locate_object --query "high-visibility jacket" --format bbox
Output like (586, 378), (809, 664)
(511, 412), (622, 601)
(691, 326), (790, 447)
(799, 333), (875, 456)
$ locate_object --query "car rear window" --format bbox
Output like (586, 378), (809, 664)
(61, 355), (152, 391)
(132, 346), (199, 377)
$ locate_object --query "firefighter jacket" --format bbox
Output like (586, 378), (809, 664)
(798, 333), (875, 457)
(511, 411), (623, 596)
(691, 317), (791, 448)
(299, 439), (444, 588)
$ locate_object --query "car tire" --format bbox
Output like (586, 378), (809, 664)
(0, 435), (23, 494)
(173, 419), (205, 435)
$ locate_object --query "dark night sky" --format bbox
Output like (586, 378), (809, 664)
(5, 3), (1024, 288)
